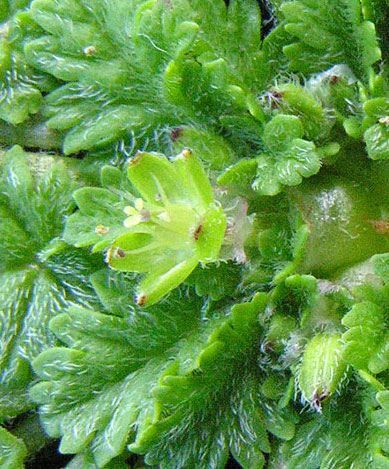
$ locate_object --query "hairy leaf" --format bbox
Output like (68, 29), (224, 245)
(0, 426), (27, 469)
(22, 0), (273, 156)
(29, 289), (287, 467)
(0, 3), (58, 125)
(281, 0), (382, 80)
(369, 389), (389, 468)
(363, 97), (389, 160)
(342, 282), (389, 374)
(269, 388), (378, 468)
(0, 146), (103, 422)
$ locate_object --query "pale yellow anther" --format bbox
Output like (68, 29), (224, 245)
(124, 215), (141, 227)
(379, 116), (389, 126)
(176, 148), (193, 161)
(83, 45), (96, 56)
(124, 206), (137, 215)
(157, 212), (170, 222)
(95, 225), (110, 235)
(135, 198), (144, 210)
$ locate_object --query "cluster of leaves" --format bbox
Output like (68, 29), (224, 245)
(0, 0), (388, 468)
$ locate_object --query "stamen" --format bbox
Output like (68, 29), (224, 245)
(157, 212), (170, 222)
(378, 116), (389, 126)
(135, 198), (144, 210)
(95, 225), (110, 235)
(124, 215), (141, 227)
(124, 206), (137, 215)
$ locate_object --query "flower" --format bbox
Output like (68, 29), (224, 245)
(107, 149), (227, 305)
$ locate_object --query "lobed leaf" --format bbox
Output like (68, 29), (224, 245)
(0, 3), (58, 125)
(20, 0), (276, 157)
(0, 146), (104, 423)
(28, 290), (290, 467)
(363, 97), (389, 160)
(0, 426), (27, 469)
(281, 0), (382, 80)
(342, 299), (388, 373)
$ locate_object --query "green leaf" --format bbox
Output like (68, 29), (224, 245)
(0, 146), (104, 422)
(0, 5), (57, 125)
(254, 137), (321, 195)
(65, 450), (132, 469)
(364, 122), (389, 160)
(185, 261), (242, 301)
(269, 390), (376, 468)
(361, 0), (389, 64)
(0, 426), (27, 469)
(0, 41), (42, 125)
(369, 389), (389, 468)
(362, 97), (389, 160)
(29, 290), (282, 467)
(266, 84), (329, 141)
(144, 370), (289, 469)
(262, 114), (304, 152)
(21, 0), (272, 157)
(89, 269), (137, 317)
(170, 126), (237, 170)
(227, 0), (262, 56)
(372, 253), (389, 282)
(220, 114), (322, 197)
(281, 0), (382, 80)
(217, 158), (258, 198)
(342, 300), (387, 372)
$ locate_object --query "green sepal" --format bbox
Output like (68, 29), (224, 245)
(127, 151), (189, 205)
(172, 149), (215, 206)
(134, 258), (199, 306)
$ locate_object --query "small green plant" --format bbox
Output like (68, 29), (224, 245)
(0, 1), (388, 468)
